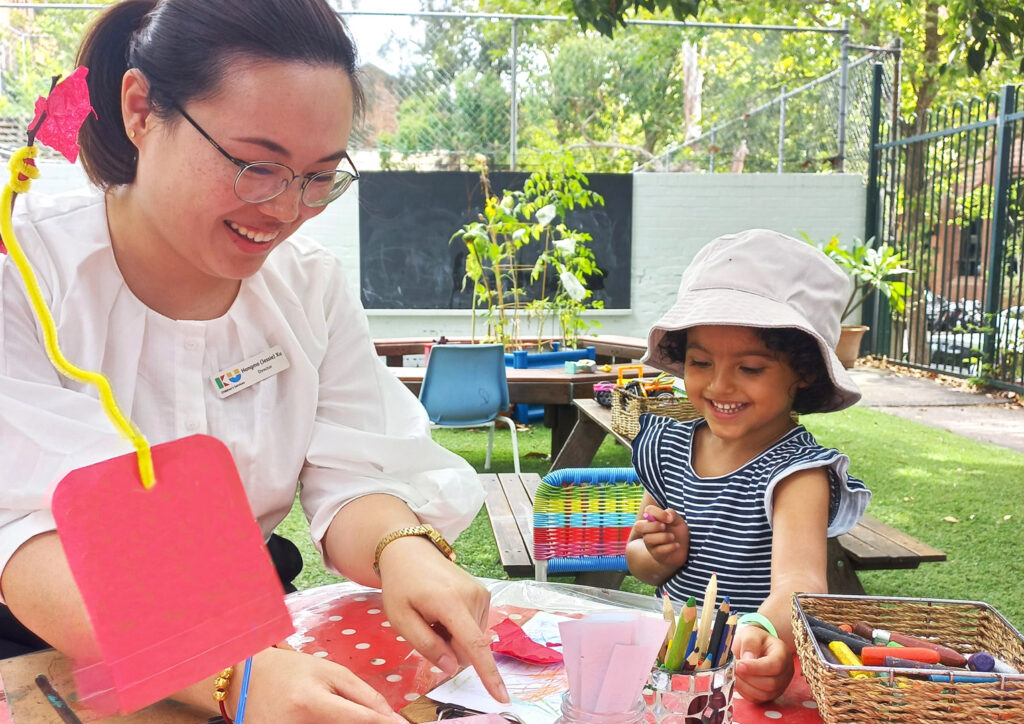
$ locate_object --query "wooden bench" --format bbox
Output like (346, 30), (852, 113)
(485, 399), (947, 594)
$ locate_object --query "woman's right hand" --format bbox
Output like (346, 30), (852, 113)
(228, 647), (406, 723)
(633, 503), (689, 569)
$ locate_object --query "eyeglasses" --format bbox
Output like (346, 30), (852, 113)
(174, 105), (359, 207)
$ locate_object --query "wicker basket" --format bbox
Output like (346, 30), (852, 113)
(792, 593), (1024, 723)
(610, 386), (700, 440)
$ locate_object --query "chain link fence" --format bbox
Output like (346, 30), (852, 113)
(345, 11), (900, 176)
(0, 5), (897, 177)
(640, 45), (898, 177)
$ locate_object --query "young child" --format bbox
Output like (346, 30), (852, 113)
(626, 229), (871, 703)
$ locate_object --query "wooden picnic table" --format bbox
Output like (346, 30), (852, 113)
(378, 334), (651, 457)
(390, 365), (653, 459)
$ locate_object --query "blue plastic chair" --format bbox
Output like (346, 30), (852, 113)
(418, 344), (521, 473)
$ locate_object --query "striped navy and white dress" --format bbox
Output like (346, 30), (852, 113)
(632, 414), (871, 612)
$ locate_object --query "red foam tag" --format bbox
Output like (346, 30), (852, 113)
(52, 434), (292, 715)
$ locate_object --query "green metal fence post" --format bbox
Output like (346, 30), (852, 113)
(983, 84), (1016, 367)
(862, 63), (884, 354)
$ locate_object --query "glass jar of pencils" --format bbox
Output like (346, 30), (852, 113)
(644, 656), (736, 724)
(555, 690), (646, 723)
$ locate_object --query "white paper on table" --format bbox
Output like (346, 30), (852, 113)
(427, 612), (573, 724)
(519, 611), (568, 648)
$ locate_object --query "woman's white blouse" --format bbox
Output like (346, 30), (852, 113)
(0, 189), (483, 596)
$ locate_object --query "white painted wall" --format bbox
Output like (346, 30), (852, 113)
(31, 164), (865, 340)
(363, 173), (867, 339)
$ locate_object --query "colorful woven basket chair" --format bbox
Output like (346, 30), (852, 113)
(532, 467), (644, 581)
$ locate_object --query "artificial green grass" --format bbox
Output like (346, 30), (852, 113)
(276, 409), (1024, 630)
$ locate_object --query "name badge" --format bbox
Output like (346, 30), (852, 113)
(212, 345), (290, 399)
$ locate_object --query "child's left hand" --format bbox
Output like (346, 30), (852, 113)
(731, 623), (794, 704)
(634, 504), (689, 569)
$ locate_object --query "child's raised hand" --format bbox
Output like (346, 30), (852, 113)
(632, 504), (689, 568)
(731, 623), (794, 704)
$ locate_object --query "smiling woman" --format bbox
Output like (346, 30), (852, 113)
(0, 1), (504, 722)
(105, 59), (358, 318)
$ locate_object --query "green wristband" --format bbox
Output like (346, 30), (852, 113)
(737, 612), (778, 638)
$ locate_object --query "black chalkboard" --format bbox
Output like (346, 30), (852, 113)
(358, 171), (632, 309)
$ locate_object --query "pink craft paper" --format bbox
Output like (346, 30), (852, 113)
(594, 643), (661, 713)
(451, 716), (509, 723)
(560, 613), (667, 714)
(558, 619), (584, 702)
(52, 434), (293, 715)
(490, 618), (563, 664)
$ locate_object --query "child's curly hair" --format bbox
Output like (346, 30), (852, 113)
(658, 327), (833, 414)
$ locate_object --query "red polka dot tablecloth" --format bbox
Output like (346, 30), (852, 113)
(284, 584), (446, 711)
(283, 582), (824, 722)
(733, 659), (822, 723)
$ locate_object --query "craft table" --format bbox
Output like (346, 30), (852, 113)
(0, 580), (823, 723)
(377, 335), (651, 457)
(391, 365), (652, 458)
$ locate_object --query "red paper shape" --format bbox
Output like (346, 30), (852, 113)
(29, 66), (94, 163)
(489, 618), (564, 664)
(52, 435), (292, 715)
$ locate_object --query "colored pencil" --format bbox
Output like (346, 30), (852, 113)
(35, 675), (83, 724)
(715, 613), (738, 667)
(664, 596), (697, 670)
(684, 629), (697, 660)
(658, 592), (676, 663)
(706, 597), (730, 664)
(682, 649), (700, 672)
(694, 573), (718, 658)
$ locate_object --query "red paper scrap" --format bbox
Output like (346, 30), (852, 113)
(29, 66), (95, 163)
(489, 618), (564, 664)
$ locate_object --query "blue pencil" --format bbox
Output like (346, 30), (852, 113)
(715, 614), (738, 667)
(684, 629), (697, 659)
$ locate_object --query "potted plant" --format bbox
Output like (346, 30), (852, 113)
(805, 234), (914, 368)
(451, 152), (605, 351)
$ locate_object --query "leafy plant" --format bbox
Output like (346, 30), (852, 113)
(450, 152), (605, 348)
(804, 234), (914, 324)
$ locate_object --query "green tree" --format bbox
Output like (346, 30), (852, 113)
(0, 3), (93, 119)
(377, 0), (1019, 172)
(568, 0), (1023, 75)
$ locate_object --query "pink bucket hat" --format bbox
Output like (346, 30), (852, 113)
(641, 228), (861, 412)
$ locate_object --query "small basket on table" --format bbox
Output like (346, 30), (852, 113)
(609, 365), (699, 440)
(793, 593), (1024, 723)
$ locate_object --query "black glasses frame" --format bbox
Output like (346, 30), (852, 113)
(173, 104), (359, 207)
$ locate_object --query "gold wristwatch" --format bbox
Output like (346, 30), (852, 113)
(373, 524), (456, 575)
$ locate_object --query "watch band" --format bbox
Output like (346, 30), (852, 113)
(373, 524), (456, 575)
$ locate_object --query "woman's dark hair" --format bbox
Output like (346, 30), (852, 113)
(76, 0), (364, 188)
(659, 327), (834, 414)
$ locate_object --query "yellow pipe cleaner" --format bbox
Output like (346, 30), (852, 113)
(2, 146), (155, 488)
